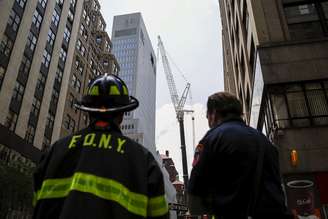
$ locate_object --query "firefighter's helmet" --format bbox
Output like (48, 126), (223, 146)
(74, 74), (139, 113)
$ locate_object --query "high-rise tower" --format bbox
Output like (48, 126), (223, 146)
(111, 12), (156, 153)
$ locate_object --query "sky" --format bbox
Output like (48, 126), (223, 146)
(98, 0), (224, 177)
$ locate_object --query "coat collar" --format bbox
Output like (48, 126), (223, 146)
(90, 120), (122, 134)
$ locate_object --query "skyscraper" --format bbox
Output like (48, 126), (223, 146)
(111, 12), (157, 153)
(219, 0), (328, 217)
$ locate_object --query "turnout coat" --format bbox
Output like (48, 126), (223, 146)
(33, 121), (168, 219)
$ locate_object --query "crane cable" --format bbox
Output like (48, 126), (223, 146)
(165, 49), (196, 150)
(156, 44), (196, 151)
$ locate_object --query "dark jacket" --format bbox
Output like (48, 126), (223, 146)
(188, 118), (289, 219)
(33, 121), (168, 219)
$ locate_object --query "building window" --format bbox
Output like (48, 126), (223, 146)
(25, 125), (35, 144)
(305, 82), (328, 125)
(80, 24), (85, 36)
(18, 55), (31, 76)
(38, 0), (47, 9)
(249, 37), (255, 75)
(96, 36), (102, 44)
(5, 111), (18, 131)
(86, 15), (90, 26)
(47, 29), (56, 47)
(75, 58), (84, 74)
(32, 9), (42, 30)
(59, 47), (67, 62)
(324, 3), (328, 22)
(283, 1), (328, 40)
(76, 79), (81, 92)
(286, 85), (311, 127)
(82, 9), (87, 20)
(69, 93), (75, 108)
(8, 9), (21, 32)
(12, 81), (25, 103)
(83, 114), (88, 125)
(68, 9), (74, 23)
(0, 66), (5, 88)
(64, 114), (75, 132)
(76, 40), (86, 56)
(269, 81), (328, 129)
(52, 9), (60, 27)
(42, 136), (51, 151)
(76, 40), (81, 50)
(16, 0), (27, 8)
(80, 45), (86, 56)
(105, 40), (110, 52)
(26, 31), (37, 52)
(70, 0), (76, 8)
(42, 50), (51, 68)
(80, 24), (88, 40)
(46, 113), (54, 130)
(70, 74), (80, 94)
(56, 0), (64, 7)
(55, 68), (63, 84)
(0, 35), (14, 57)
(63, 26), (71, 43)
(71, 74), (77, 87)
(50, 89), (59, 107)
(36, 72), (46, 94)
(30, 97), (41, 117)
(243, 4), (249, 32)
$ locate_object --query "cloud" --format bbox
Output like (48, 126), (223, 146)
(98, 0), (224, 108)
(155, 103), (209, 180)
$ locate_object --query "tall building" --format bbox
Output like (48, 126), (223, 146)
(0, 0), (118, 217)
(0, 0), (118, 150)
(57, 0), (119, 140)
(219, 0), (328, 217)
(111, 13), (157, 153)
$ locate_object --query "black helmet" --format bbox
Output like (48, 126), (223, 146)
(74, 74), (139, 113)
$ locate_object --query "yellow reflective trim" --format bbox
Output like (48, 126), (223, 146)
(89, 86), (99, 96)
(109, 85), (120, 95)
(35, 172), (148, 217)
(148, 195), (168, 217)
(122, 85), (129, 95)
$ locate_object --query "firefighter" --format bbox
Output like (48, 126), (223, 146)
(188, 92), (292, 219)
(33, 74), (168, 218)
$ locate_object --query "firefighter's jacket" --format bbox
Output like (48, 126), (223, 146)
(33, 121), (168, 219)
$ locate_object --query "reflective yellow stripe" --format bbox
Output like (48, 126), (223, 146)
(109, 85), (120, 95)
(35, 172), (148, 217)
(148, 195), (169, 217)
(89, 86), (99, 95)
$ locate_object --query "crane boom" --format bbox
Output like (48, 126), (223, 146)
(158, 36), (180, 112)
(158, 36), (190, 191)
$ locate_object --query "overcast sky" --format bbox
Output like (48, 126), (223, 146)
(99, 0), (224, 176)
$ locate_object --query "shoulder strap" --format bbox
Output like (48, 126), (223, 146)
(247, 142), (265, 218)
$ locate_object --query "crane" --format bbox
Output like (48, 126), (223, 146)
(157, 36), (192, 190)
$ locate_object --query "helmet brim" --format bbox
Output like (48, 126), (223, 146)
(74, 96), (139, 113)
